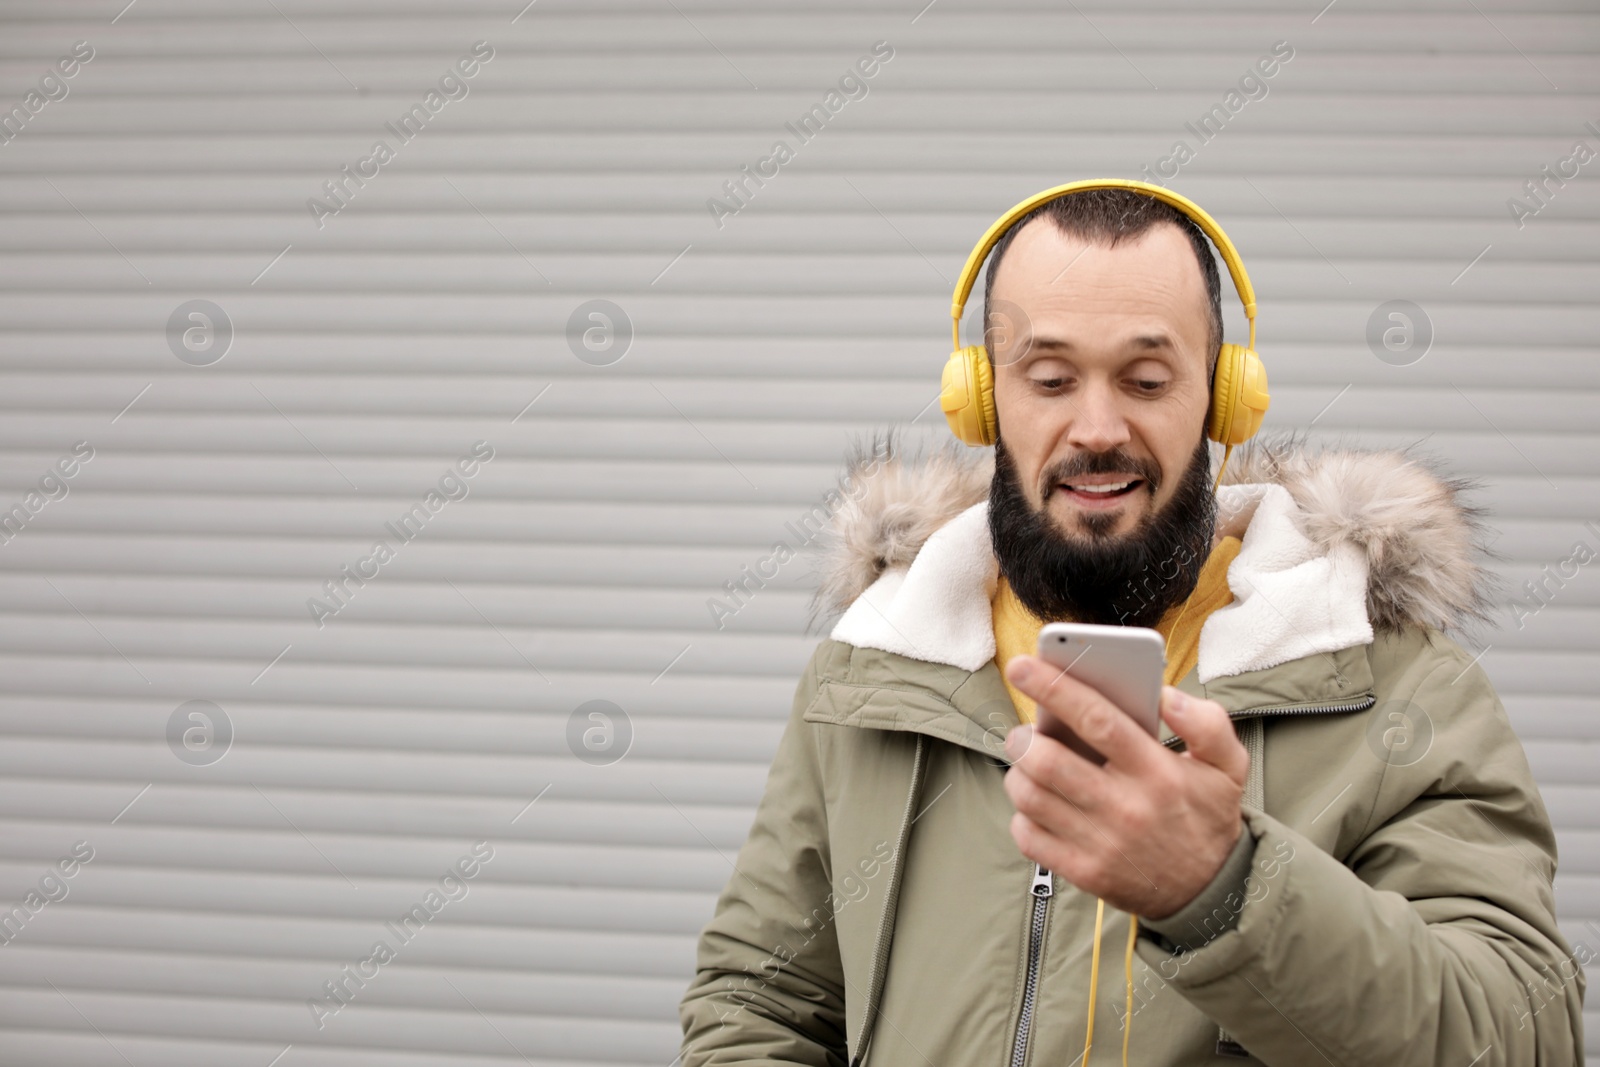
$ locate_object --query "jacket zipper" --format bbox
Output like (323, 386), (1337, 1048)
(1255, 696), (1376, 716)
(1161, 696), (1377, 749)
(1008, 863), (1054, 1067)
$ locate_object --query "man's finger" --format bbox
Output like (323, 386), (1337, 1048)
(1003, 751), (1104, 836)
(1005, 654), (1162, 773)
(1162, 686), (1249, 786)
(1004, 723), (1108, 812)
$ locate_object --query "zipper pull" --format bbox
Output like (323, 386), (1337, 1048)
(1031, 863), (1054, 898)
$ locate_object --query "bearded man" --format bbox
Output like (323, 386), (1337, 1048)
(677, 186), (1584, 1065)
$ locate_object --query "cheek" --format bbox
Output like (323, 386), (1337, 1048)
(1142, 396), (1209, 493)
(995, 377), (1066, 479)
(992, 366), (1029, 423)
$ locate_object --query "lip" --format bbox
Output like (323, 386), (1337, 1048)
(1061, 474), (1141, 488)
(1053, 477), (1146, 511)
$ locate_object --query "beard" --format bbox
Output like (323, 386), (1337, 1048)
(988, 431), (1218, 628)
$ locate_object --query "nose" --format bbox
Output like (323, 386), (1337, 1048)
(1062, 379), (1132, 455)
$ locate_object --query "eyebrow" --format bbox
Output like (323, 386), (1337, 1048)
(1024, 333), (1177, 352)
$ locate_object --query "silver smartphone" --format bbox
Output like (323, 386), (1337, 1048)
(1033, 623), (1165, 764)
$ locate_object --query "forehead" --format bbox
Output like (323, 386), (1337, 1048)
(988, 218), (1211, 347)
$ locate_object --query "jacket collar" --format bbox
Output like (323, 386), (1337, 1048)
(806, 431), (1494, 715)
(803, 635), (1378, 757)
(829, 483), (1375, 685)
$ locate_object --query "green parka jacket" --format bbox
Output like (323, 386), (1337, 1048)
(679, 437), (1585, 1066)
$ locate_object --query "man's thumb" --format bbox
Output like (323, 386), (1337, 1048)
(1163, 688), (1249, 786)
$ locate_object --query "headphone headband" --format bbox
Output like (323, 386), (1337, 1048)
(938, 178), (1270, 468)
(949, 179), (1257, 353)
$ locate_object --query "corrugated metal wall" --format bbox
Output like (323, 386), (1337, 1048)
(0, 0), (1595, 1063)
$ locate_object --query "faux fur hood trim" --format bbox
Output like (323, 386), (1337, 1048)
(809, 430), (1497, 637)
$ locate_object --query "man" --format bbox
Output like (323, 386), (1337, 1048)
(678, 186), (1584, 1065)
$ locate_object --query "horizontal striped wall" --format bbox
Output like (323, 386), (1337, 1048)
(0, 0), (1596, 1063)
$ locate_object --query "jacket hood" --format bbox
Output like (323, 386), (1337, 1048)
(809, 431), (1497, 676)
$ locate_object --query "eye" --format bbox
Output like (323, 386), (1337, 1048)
(1030, 376), (1071, 393)
(1128, 377), (1168, 395)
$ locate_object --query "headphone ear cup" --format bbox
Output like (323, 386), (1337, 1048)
(940, 345), (997, 446)
(1207, 344), (1270, 446)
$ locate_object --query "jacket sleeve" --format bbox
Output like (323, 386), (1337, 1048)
(1135, 634), (1587, 1067)
(678, 641), (849, 1066)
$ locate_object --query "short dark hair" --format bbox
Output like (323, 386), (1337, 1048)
(981, 188), (1224, 377)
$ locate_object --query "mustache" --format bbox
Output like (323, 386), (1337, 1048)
(1039, 448), (1162, 494)
(990, 433), (1216, 628)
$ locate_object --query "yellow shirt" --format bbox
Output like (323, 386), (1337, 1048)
(992, 536), (1243, 724)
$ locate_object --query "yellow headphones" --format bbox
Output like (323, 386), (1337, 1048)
(939, 179), (1270, 476)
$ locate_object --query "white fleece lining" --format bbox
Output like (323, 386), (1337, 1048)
(830, 484), (1374, 684)
(830, 503), (998, 673)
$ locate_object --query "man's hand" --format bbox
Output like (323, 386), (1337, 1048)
(1001, 653), (1249, 920)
